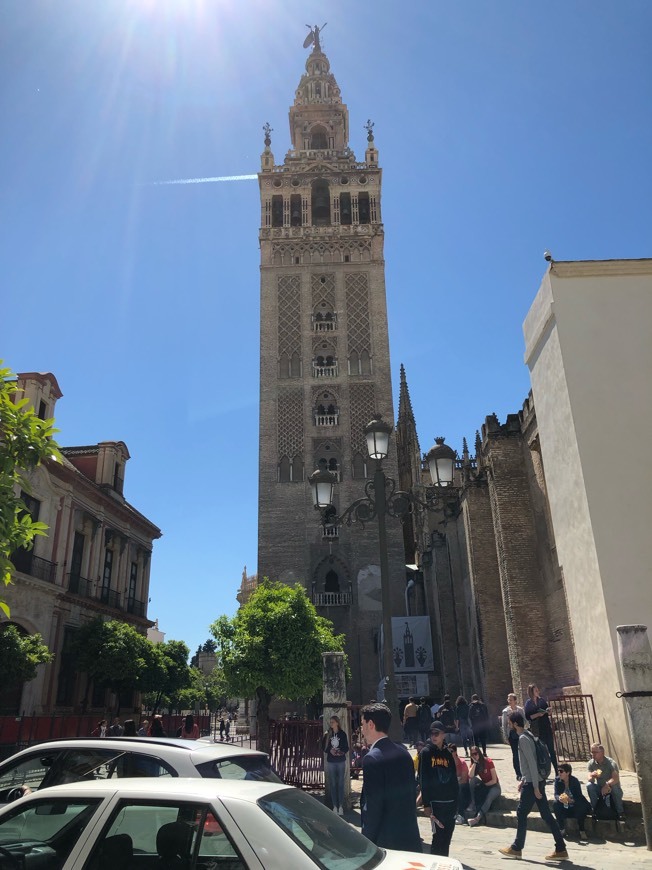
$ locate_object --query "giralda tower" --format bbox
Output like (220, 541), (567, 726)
(257, 29), (405, 703)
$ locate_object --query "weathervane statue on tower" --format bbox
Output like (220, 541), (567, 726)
(303, 23), (327, 51)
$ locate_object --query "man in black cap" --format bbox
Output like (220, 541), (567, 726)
(418, 721), (459, 856)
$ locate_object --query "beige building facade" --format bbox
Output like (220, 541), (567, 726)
(523, 258), (652, 767)
(2, 372), (161, 715)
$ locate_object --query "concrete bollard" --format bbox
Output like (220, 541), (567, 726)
(322, 651), (349, 810)
(617, 624), (652, 849)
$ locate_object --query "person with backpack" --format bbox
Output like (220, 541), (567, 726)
(498, 711), (567, 861)
(436, 699), (457, 741)
(468, 694), (489, 754)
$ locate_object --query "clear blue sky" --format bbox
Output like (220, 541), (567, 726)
(2, 1), (650, 656)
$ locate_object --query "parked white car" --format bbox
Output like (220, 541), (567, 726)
(0, 737), (279, 805)
(0, 777), (462, 870)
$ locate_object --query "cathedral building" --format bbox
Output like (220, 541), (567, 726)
(256, 33), (407, 704)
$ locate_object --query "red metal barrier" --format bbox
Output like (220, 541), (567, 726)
(268, 720), (324, 790)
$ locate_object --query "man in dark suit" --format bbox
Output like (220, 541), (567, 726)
(360, 702), (422, 852)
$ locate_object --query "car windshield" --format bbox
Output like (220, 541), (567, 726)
(195, 756), (281, 783)
(258, 789), (382, 870)
(0, 798), (100, 853)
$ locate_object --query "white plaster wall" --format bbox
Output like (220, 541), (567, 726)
(523, 260), (652, 768)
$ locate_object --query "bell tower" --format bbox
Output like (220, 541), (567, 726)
(257, 32), (406, 704)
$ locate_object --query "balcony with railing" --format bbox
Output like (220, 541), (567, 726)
(314, 412), (339, 427)
(312, 363), (338, 378)
(12, 551), (57, 584)
(126, 597), (147, 618)
(313, 591), (351, 607)
(67, 573), (95, 599)
(322, 525), (339, 539)
(312, 313), (337, 332)
(99, 587), (122, 610)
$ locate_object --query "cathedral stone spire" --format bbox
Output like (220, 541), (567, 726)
(289, 42), (349, 153)
(398, 363), (416, 427)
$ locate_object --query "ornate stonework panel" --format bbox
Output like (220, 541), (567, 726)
(311, 273), (335, 312)
(272, 239), (371, 266)
(345, 273), (371, 353)
(277, 275), (301, 359)
(277, 389), (304, 459)
(349, 383), (376, 453)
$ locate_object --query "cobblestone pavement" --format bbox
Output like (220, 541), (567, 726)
(343, 742), (649, 869)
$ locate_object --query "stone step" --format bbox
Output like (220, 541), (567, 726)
(480, 810), (646, 844)
(490, 794), (642, 819)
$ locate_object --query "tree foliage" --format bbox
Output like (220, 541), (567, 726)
(0, 624), (54, 685)
(0, 363), (62, 616)
(149, 639), (191, 713)
(210, 579), (345, 751)
(74, 619), (191, 713)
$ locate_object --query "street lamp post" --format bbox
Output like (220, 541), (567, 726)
(309, 415), (458, 742)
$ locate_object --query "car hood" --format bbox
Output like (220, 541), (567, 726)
(379, 851), (462, 870)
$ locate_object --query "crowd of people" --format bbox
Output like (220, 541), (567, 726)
(90, 713), (202, 739)
(339, 689), (628, 861)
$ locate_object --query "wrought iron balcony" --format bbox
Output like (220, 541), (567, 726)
(12, 551), (57, 584)
(99, 587), (122, 610)
(313, 592), (351, 607)
(67, 573), (95, 599)
(126, 597), (147, 618)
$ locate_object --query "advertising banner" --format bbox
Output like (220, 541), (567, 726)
(391, 616), (434, 673)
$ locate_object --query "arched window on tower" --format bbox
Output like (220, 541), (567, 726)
(279, 354), (289, 378)
(311, 180), (331, 226)
(290, 352), (301, 377)
(358, 192), (370, 224)
(360, 349), (372, 375)
(352, 452), (367, 479)
(290, 194), (302, 227)
(279, 456), (291, 482)
(348, 351), (360, 375)
(324, 570), (340, 593)
(271, 195), (283, 228)
(340, 193), (352, 225)
(292, 455), (304, 482)
(310, 125), (328, 149)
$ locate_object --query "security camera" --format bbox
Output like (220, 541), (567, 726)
(543, 250), (553, 262)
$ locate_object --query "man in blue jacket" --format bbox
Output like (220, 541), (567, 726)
(360, 702), (422, 852)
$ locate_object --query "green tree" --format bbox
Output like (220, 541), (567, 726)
(210, 579), (345, 752)
(0, 624), (54, 685)
(74, 618), (162, 713)
(0, 363), (62, 617)
(151, 640), (191, 713)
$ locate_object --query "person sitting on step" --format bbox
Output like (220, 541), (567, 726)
(467, 746), (501, 826)
(553, 763), (591, 840)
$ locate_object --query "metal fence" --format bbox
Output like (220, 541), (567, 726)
(0, 713), (212, 759)
(549, 694), (600, 762)
(267, 720), (324, 790)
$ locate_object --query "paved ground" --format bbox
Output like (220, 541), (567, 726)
(343, 742), (650, 869)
